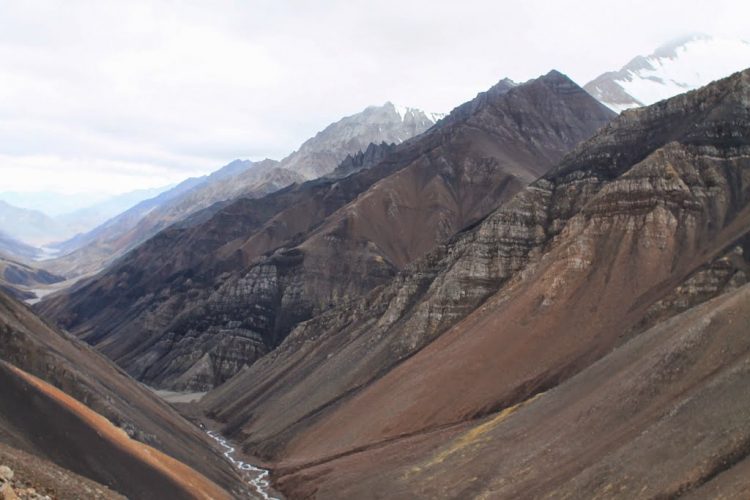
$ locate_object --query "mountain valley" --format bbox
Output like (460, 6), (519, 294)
(2, 18), (750, 499)
(37, 71), (614, 391)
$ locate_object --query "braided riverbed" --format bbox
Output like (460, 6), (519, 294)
(206, 430), (279, 499)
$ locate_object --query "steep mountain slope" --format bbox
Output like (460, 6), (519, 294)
(279, 102), (442, 179)
(199, 69), (750, 498)
(585, 34), (750, 111)
(0, 362), (231, 500)
(327, 141), (397, 179)
(0, 290), (251, 498)
(275, 283), (750, 499)
(0, 442), (125, 499)
(37, 71), (614, 391)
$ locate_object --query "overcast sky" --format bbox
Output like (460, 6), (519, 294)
(1, 0), (749, 195)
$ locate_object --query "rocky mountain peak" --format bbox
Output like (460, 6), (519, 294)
(584, 35), (750, 112)
(277, 101), (443, 179)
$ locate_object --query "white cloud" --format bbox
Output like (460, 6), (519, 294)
(1, 0), (749, 195)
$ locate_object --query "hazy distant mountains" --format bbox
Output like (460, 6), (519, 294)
(585, 34), (750, 111)
(0, 187), (168, 248)
(37, 102), (441, 278)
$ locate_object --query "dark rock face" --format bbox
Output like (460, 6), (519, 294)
(2, 263), (62, 287)
(198, 70), (750, 498)
(328, 141), (397, 178)
(37, 71), (614, 391)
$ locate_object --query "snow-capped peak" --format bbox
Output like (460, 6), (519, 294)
(585, 34), (750, 112)
(386, 102), (445, 124)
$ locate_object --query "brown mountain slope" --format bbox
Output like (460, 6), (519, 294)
(0, 362), (230, 500)
(37, 71), (614, 391)
(274, 281), (750, 498)
(200, 69), (750, 487)
(0, 442), (124, 499)
(0, 290), (251, 498)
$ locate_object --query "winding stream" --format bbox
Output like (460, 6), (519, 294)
(207, 430), (279, 500)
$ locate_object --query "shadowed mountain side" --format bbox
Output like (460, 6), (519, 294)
(38, 71), (614, 391)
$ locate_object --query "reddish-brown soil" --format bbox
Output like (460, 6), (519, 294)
(0, 362), (231, 499)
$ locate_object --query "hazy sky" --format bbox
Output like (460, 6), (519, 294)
(2, 0), (749, 194)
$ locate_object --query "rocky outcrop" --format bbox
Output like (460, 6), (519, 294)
(38, 71), (613, 391)
(0, 445), (124, 499)
(198, 70), (750, 497)
(279, 102), (442, 179)
(328, 141), (397, 178)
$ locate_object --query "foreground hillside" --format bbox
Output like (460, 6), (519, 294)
(200, 69), (750, 498)
(0, 290), (251, 498)
(38, 71), (614, 391)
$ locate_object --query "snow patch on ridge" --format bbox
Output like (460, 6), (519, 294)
(389, 102), (445, 123)
(587, 35), (750, 112)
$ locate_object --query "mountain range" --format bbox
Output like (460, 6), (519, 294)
(2, 34), (750, 500)
(199, 67), (750, 498)
(31, 102), (442, 280)
(37, 71), (614, 391)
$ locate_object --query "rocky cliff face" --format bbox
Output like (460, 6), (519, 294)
(37, 71), (613, 391)
(279, 102), (443, 179)
(199, 69), (750, 498)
